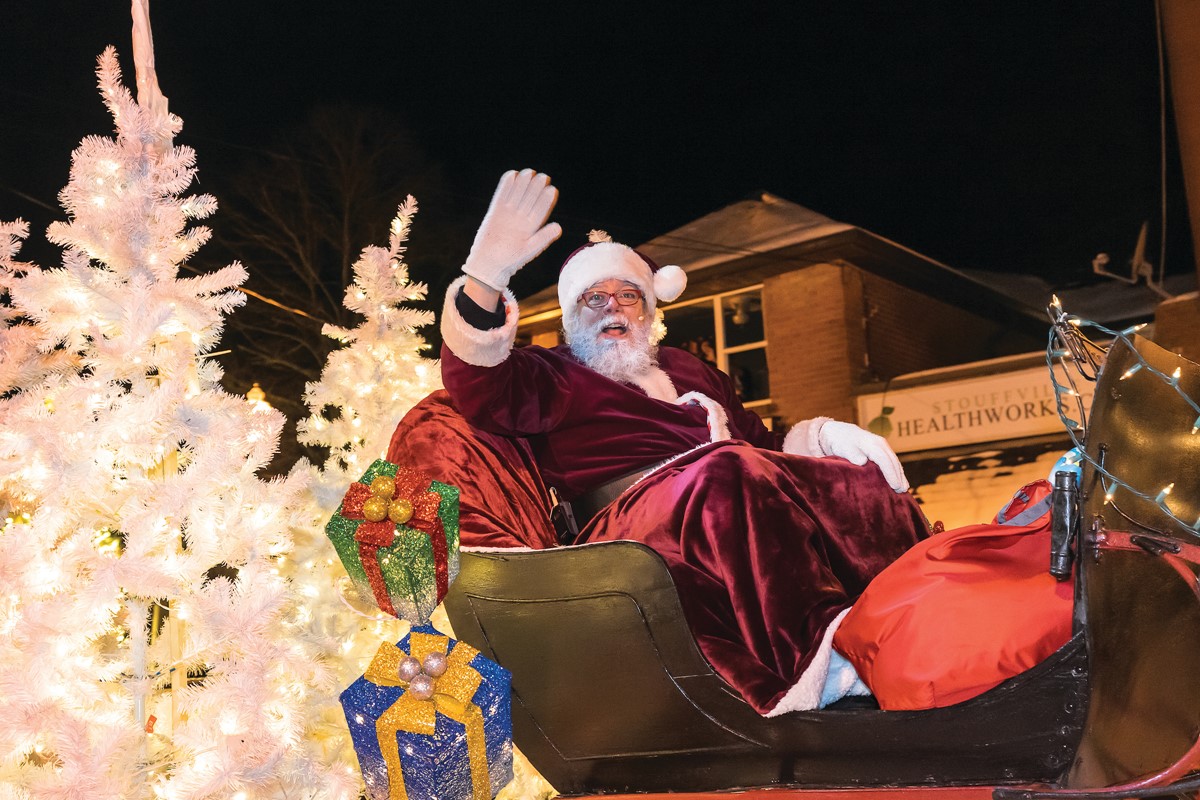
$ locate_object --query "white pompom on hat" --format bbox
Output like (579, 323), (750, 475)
(557, 230), (687, 326)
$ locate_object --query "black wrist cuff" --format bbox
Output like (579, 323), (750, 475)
(455, 287), (506, 330)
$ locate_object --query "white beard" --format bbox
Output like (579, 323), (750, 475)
(563, 311), (658, 385)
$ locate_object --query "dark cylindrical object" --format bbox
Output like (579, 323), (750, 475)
(1050, 470), (1078, 580)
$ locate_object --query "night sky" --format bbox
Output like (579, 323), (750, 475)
(3, 2), (1194, 301)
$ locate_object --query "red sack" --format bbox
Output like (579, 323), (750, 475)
(833, 480), (1074, 710)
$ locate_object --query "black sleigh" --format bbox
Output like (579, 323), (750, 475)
(391, 330), (1200, 797)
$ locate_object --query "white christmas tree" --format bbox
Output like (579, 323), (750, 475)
(0, 221), (78, 396)
(284, 199), (437, 779)
(296, 198), (440, 509)
(0, 29), (355, 800)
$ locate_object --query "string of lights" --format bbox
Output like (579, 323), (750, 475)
(1046, 295), (1199, 534)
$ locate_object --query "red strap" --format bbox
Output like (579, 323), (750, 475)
(394, 468), (449, 601)
(356, 541), (399, 616)
(406, 489), (449, 600)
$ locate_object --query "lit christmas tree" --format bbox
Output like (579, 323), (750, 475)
(279, 200), (439, 784)
(0, 17), (355, 800)
(296, 198), (440, 508)
(0, 221), (78, 396)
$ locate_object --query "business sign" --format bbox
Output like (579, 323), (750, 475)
(856, 365), (1095, 453)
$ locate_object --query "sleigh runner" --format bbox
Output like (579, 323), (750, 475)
(386, 328), (1200, 797)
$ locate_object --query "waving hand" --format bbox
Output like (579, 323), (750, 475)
(462, 169), (562, 292)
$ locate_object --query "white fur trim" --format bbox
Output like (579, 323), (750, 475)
(653, 264), (687, 302)
(632, 440), (725, 488)
(558, 242), (656, 319)
(675, 391), (731, 443)
(649, 308), (667, 345)
(783, 416), (831, 457)
(764, 607), (853, 716)
(440, 274), (519, 367)
(629, 365), (679, 402)
(461, 544), (545, 553)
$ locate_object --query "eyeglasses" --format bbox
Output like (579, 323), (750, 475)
(580, 289), (643, 309)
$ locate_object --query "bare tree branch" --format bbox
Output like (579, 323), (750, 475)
(203, 104), (472, 472)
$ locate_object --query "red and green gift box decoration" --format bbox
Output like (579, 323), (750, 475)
(340, 624), (514, 800)
(326, 459), (460, 624)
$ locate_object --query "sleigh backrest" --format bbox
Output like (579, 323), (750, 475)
(386, 390), (558, 550)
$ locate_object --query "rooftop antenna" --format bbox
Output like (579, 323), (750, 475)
(1091, 221), (1172, 298)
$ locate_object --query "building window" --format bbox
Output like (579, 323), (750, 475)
(661, 286), (770, 408)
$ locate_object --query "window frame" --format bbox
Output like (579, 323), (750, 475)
(661, 284), (771, 409)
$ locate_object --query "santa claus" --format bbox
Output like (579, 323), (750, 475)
(440, 169), (928, 714)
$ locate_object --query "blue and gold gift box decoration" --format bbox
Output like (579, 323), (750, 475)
(341, 624), (514, 800)
(326, 459), (460, 624)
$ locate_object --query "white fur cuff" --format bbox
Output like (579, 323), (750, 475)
(783, 416), (831, 457)
(675, 391), (730, 443)
(440, 274), (519, 368)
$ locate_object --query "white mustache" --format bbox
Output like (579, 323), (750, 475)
(592, 313), (631, 331)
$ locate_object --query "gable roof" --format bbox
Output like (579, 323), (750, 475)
(635, 191), (853, 272)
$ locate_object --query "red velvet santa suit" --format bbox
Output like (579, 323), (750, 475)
(442, 339), (778, 497)
(440, 278), (927, 715)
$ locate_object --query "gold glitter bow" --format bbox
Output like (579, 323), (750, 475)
(364, 632), (489, 800)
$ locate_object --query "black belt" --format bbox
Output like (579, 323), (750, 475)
(550, 458), (672, 545)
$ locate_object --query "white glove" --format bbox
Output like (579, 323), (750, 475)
(818, 420), (910, 493)
(462, 169), (562, 291)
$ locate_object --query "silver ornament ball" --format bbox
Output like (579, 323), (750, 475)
(397, 656), (422, 683)
(408, 673), (435, 701)
(422, 652), (448, 678)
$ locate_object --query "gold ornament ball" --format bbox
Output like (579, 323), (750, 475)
(362, 496), (389, 522)
(388, 498), (414, 524)
(369, 475), (397, 499)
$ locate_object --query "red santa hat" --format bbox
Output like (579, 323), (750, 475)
(557, 230), (687, 327)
